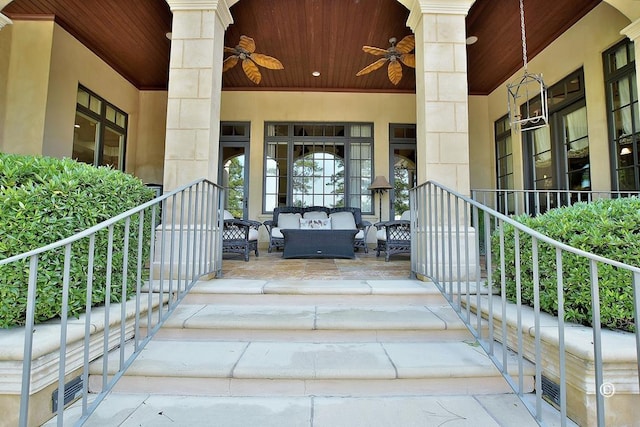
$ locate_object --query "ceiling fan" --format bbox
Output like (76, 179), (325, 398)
(223, 35), (284, 84)
(356, 35), (415, 85)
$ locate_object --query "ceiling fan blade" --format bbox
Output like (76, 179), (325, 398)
(388, 61), (403, 85)
(400, 53), (415, 68)
(222, 55), (239, 72)
(224, 46), (236, 54)
(250, 53), (284, 70)
(238, 35), (256, 53)
(242, 58), (262, 84)
(362, 46), (388, 56)
(356, 58), (388, 76)
(395, 35), (415, 54)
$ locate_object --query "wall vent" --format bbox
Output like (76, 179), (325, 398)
(541, 375), (561, 407)
(52, 376), (83, 413)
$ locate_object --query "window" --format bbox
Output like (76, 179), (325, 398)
(494, 115), (514, 213)
(522, 69), (589, 212)
(73, 86), (127, 170)
(264, 123), (373, 213)
(604, 39), (638, 191)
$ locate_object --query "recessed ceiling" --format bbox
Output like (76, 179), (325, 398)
(1, 0), (602, 95)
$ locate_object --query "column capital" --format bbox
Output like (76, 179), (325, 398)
(166, 0), (232, 29)
(0, 13), (12, 30)
(407, 0), (475, 30)
(621, 18), (640, 42)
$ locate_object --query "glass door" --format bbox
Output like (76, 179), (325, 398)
(220, 143), (249, 219)
(219, 123), (250, 219)
(390, 144), (417, 220)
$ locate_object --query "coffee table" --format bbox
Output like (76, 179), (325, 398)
(281, 229), (357, 259)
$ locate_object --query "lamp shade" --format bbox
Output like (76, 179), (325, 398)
(368, 176), (392, 191)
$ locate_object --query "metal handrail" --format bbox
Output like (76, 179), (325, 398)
(1, 178), (224, 427)
(411, 181), (640, 426)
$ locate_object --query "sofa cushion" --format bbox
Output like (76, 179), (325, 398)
(248, 228), (259, 241)
(279, 213), (301, 229)
(300, 218), (331, 229)
(223, 210), (234, 219)
(376, 229), (387, 241)
(303, 211), (328, 220)
(329, 211), (357, 230)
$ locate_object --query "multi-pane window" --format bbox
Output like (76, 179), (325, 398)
(264, 123), (373, 213)
(73, 86), (127, 170)
(494, 115), (514, 213)
(604, 39), (638, 191)
(522, 69), (589, 212)
(495, 116), (513, 190)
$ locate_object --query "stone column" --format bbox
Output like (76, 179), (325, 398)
(408, 0), (474, 195)
(621, 19), (640, 109)
(407, 0), (477, 281)
(156, 1), (232, 279)
(163, 0), (232, 192)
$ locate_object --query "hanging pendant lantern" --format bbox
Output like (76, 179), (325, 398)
(507, 0), (548, 131)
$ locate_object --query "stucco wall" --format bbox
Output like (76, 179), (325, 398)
(0, 20), (53, 155)
(473, 2), (632, 192)
(0, 20), (167, 183)
(220, 91), (416, 221)
(0, 20), (10, 151)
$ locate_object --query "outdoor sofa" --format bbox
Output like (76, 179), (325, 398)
(263, 206), (372, 256)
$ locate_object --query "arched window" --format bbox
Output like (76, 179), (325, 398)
(264, 123), (373, 213)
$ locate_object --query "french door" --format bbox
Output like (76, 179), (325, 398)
(219, 123), (250, 219)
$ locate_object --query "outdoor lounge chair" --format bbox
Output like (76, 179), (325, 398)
(222, 210), (262, 261)
(374, 210), (411, 261)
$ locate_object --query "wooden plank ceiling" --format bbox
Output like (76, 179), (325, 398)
(2, 0), (602, 95)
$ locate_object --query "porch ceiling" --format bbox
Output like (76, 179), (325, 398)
(2, 0), (601, 94)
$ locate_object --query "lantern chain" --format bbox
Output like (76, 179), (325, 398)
(519, 0), (528, 71)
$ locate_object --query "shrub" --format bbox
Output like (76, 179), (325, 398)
(0, 154), (156, 328)
(491, 197), (640, 332)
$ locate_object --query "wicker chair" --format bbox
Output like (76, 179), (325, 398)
(222, 211), (262, 261)
(374, 210), (411, 261)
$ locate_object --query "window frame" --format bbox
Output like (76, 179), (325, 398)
(263, 122), (374, 214)
(74, 85), (128, 170)
(522, 68), (587, 192)
(603, 39), (638, 191)
(389, 124), (417, 219)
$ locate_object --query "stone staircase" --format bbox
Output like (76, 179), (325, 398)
(78, 278), (540, 426)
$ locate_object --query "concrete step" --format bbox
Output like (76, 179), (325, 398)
(90, 339), (534, 397)
(90, 278), (533, 402)
(147, 278), (477, 342)
(49, 393), (543, 427)
(179, 278), (450, 306)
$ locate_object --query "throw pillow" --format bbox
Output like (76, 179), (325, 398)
(300, 218), (332, 229)
(303, 210), (328, 219)
(278, 213), (302, 229)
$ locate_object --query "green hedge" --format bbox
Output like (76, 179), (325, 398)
(0, 154), (156, 328)
(491, 197), (640, 333)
